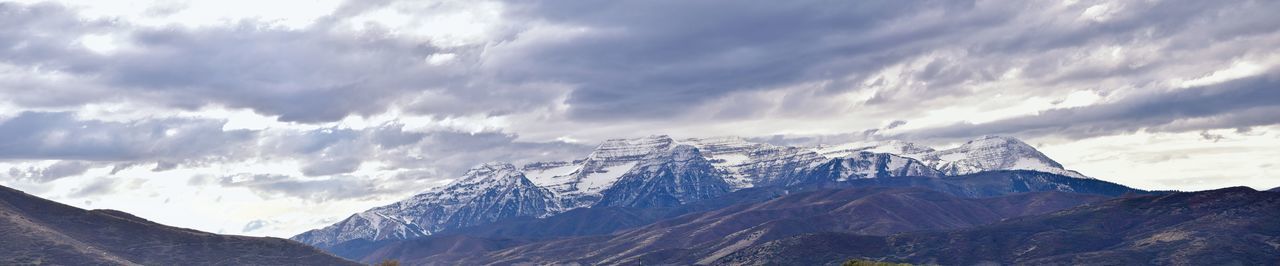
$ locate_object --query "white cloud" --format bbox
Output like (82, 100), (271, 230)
(1038, 127), (1280, 191)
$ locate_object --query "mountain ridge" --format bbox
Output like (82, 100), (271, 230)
(292, 135), (1100, 248)
(716, 186), (1280, 265)
(400, 187), (1110, 265)
(0, 184), (359, 265)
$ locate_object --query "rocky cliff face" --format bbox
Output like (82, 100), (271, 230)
(782, 152), (940, 187)
(594, 145), (733, 208)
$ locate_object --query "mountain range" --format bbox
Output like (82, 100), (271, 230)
(428, 187), (1113, 265)
(292, 135), (1099, 249)
(287, 135), (1280, 266)
(0, 134), (1272, 265)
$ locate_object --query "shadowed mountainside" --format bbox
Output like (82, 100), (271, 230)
(718, 187), (1280, 265)
(383, 187), (1108, 264)
(326, 170), (1148, 263)
(0, 185), (359, 266)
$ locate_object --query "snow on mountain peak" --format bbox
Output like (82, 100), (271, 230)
(668, 144), (703, 162)
(294, 134), (1091, 247)
(677, 136), (761, 155)
(816, 140), (936, 158)
(917, 136), (1087, 178)
(587, 135), (675, 161)
(786, 151), (941, 185)
(457, 162), (522, 183)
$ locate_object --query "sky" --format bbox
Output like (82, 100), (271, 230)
(0, 0), (1277, 237)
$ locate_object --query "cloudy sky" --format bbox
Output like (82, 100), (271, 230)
(0, 0), (1277, 237)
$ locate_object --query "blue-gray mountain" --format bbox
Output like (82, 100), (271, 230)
(292, 135), (1104, 249)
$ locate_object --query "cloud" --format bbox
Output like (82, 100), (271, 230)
(0, 2), (466, 123)
(195, 127), (590, 202)
(885, 120), (908, 130)
(489, 0), (998, 120)
(6, 161), (94, 182)
(2, 0), (1279, 237)
(301, 158), (363, 177)
(0, 111), (256, 161)
(242, 219), (271, 232)
(70, 177), (120, 198)
(893, 72), (1280, 140)
(3, 0), (1279, 131)
(218, 174), (403, 202)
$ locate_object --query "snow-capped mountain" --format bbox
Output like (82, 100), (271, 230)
(783, 152), (940, 186)
(913, 136), (1088, 178)
(292, 163), (557, 248)
(595, 145), (732, 208)
(523, 135), (677, 209)
(812, 136), (1087, 178)
(292, 135), (1088, 247)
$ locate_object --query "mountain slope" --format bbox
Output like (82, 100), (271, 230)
(718, 187), (1280, 265)
(594, 145), (733, 208)
(328, 187), (797, 263)
(915, 136), (1087, 178)
(293, 162), (557, 248)
(781, 152), (939, 187)
(441, 186), (796, 241)
(417, 187), (1107, 265)
(526, 135), (680, 208)
(820, 170), (1148, 197)
(295, 135), (1102, 250)
(0, 185), (359, 266)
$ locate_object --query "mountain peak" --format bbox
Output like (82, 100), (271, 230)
(456, 162), (522, 184)
(587, 135), (675, 161)
(295, 133), (1096, 248)
(917, 135), (1085, 178)
(472, 161), (519, 172)
(966, 135), (1033, 147)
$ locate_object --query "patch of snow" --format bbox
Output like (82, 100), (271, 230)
(578, 162), (638, 194)
(525, 163), (581, 187)
(709, 153), (751, 166)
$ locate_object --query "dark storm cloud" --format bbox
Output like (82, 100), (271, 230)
(489, 0), (1280, 121)
(0, 112), (255, 161)
(1, 0), (1278, 203)
(4, 0), (1280, 129)
(896, 72), (1280, 140)
(0, 2), (463, 123)
(108, 25), (453, 122)
(371, 125), (427, 148)
(494, 0), (998, 120)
